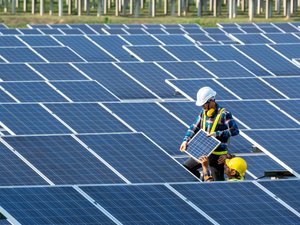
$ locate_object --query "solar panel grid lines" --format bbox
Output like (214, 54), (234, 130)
(185, 129), (221, 161)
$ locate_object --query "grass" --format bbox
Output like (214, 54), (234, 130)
(0, 1), (300, 27)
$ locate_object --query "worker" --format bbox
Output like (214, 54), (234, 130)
(199, 155), (247, 181)
(180, 86), (239, 181)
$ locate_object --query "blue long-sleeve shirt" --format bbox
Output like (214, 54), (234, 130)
(183, 104), (239, 151)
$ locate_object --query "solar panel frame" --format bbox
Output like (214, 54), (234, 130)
(185, 129), (221, 161)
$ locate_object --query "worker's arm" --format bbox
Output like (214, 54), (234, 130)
(199, 156), (213, 182)
(180, 113), (202, 152)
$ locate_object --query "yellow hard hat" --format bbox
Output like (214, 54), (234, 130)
(225, 157), (247, 177)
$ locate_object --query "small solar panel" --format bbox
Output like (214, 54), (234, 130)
(186, 129), (221, 160)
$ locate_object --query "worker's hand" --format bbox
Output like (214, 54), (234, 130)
(180, 141), (188, 152)
(218, 154), (227, 164)
(199, 155), (209, 168)
(207, 132), (216, 137)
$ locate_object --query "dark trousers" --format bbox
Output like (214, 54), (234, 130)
(183, 154), (225, 181)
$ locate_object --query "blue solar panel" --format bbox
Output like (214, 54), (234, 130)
(0, 104), (70, 135)
(60, 28), (84, 35)
(166, 79), (239, 101)
(55, 36), (115, 62)
(240, 27), (264, 33)
(81, 184), (210, 224)
(0, 36), (25, 46)
(19, 36), (61, 46)
(209, 33), (235, 42)
(264, 34), (300, 43)
(51, 81), (119, 102)
(38, 28), (63, 35)
(186, 129), (220, 159)
(105, 102), (187, 155)
(260, 180), (300, 211)
(124, 45), (177, 61)
(242, 154), (286, 179)
(264, 77), (300, 98)
(102, 28), (128, 34)
(202, 27), (225, 34)
(143, 28), (167, 34)
(78, 133), (196, 182)
(187, 34), (214, 42)
(0, 28), (21, 35)
(230, 33), (272, 44)
(75, 63), (157, 99)
(157, 61), (214, 78)
(18, 28), (43, 35)
(164, 28), (186, 34)
(1, 82), (68, 102)
(0, 64), (42, 81)
(4, 135), (124, 184)
(124, 29), (148, 34)
(236, 45), (300, 75)
(0, 47), (45, 62)
(0, 186), (115, 224)
(220, 100), (299, 129)
(121, 35), (161, 45)
(219, 77), (285, 99)
(0, 90), (15, 102)
(272, 22), (300, 32)
(30, 63), (88, 80)
(153, 34), (193, 45)
(222, 27), (244, 34)
(68, 24), (98, 34)
(118, 62), (183, 99)
(199, 61), (257, 77)
(33, 46), (85, 62)
(243, 130), (300, 175)
(90, 36), (138, 61)
(183, 28), (205, 34)
(171, 182), (300, 224)
(271, 100), (300, 121)
(259, 26), (283, 33)
(0, 142), (48, 186)
(163, 45), (213, 61)
(199, 45), (272, 76)
(45, 103), (131, 133)
(28, 24), (50, 29)
(271, 43), (300, 60)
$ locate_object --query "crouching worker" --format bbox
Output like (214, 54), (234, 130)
(199, 155), (247, 182)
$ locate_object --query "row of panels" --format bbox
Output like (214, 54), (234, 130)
(0, 180), (299, 224)
(0, 101), (299, 174)
(0, 76), (299, 103)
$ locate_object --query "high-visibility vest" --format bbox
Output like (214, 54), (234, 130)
(202, 108), (227, 155)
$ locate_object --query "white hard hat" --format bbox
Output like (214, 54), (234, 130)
(196, 86), (217, 106)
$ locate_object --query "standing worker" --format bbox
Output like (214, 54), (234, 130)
(180, 86), (239, 181)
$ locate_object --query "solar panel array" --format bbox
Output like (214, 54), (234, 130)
(0, 22), (299, 224)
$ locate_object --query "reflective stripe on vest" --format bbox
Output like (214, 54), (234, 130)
(202, 108), (227, 155)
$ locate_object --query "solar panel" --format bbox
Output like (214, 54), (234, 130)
(0, 36), (25, 47)
(54, 36), (115, 62)
(199, 45), (272, 76)
(80, 184), (211, 224)
(153, 34), (193, 45)
(260, 180), (300, 211)
(157, 61), (214, 79)
(38, 28), (63, 35)
(45, 103), (131, 133)
(30, 63), (88, 80)
(104, 102), (187, 155)
(271, 100), (300, 121)
(163, 45), (213, 61)
(236, 44), (300, 75)
(50, 81), (119, 102)
(185, 129), (220, 160)
(17, 28), (43, 35)
(264, 33), (300, 43)
(1, 82), (68, 102)
(0, 186), (115, 224)
(229, 33), (272, 44)
(220, 100), (299, 129)
(75, 63), (157, 100)
(68, 24), (98, 34)
(0, 104), (70, 135)
(122, 35), (161, 45)
(0, 47), (45, 63)
(19, 36), (61, 46)
(33, 46), (85, 62)
(0, 29), (21, 35)
(271, 43), (300, 60)
(0, 64), (42, 81)
(78, 133), (196, 183)
(60, 28), (84, 35)
(199, 61), (258, 77)
(3, 135), (124, 184)
(171, 182), (300, 224)
(0, 142), (48, 186)
(272, 22), (300, 32)
(264, 77), (300, 98)
(243, 129), (300, 175)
